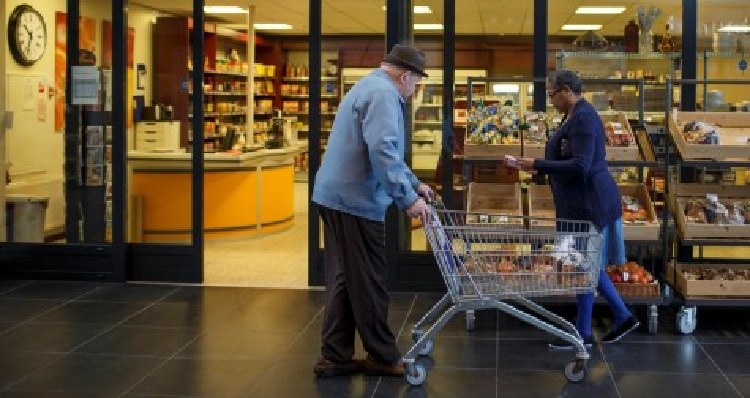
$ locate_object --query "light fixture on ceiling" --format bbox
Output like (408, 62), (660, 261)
(718, 25), (750, 32)
(204, 6), (247, 14)
(575, 6), (626, 15)
(562, 24), (603, 31)
(381, 5), (433, 14)
(414, 23), (443, 30)
(492, 84), (519, 94)
(254, 23), (293, 30)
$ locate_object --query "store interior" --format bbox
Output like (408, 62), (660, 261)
(5, 0), (750, 288)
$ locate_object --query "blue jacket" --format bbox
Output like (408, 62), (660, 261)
(534, 99), (622, 229)
(312, 69), (421, 222)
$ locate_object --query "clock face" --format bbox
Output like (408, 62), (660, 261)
(8, 5), (47, 66)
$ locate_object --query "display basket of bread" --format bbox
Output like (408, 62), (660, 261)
(668, 110), (750, 160)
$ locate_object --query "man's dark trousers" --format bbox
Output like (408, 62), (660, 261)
(318, 205), (400, 365)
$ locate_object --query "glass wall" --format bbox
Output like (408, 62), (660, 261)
(696, 1), (750, 108)
(125, 1), (193, 248)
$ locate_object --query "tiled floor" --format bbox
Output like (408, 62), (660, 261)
(0, 280), (747, 397)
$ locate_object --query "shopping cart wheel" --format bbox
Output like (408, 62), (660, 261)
(564, 360), (587, 383)
(405, 363), (427, 386)
(465, 311), (475, 331)
(676, 306), (697, 335)
(417, 339), (434, 356)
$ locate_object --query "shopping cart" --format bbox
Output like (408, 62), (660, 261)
(404, 198), (602, 386)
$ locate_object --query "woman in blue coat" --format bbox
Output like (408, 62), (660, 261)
(507, 70), (639, 349)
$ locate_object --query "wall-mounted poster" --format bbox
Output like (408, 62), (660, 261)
(55, 13), (98, 132)
(102, 20), (135, 127)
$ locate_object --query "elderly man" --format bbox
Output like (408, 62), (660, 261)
(312, 44), (433, 377)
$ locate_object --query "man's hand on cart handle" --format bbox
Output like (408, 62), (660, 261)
(416, 183), (434, 203)
(407, 197), (430, 219)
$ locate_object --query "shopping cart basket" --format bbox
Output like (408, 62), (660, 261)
(404, 199), (602, 386)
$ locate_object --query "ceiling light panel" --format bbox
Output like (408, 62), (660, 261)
(561, 24), (603, 31)
(575, 6), (626, 15)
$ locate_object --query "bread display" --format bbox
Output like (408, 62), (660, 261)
(682, 194), (750, 225)
(605, 121), (634, 147)
(682, 121), (721, 144)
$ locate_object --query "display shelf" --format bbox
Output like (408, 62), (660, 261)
(191, 91), (248, 96)
(189, 68), (247, 77)
(662, 79), (750, 334)
(558, 51), (681, 60)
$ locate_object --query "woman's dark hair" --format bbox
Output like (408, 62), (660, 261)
(547, 69), (583, 95)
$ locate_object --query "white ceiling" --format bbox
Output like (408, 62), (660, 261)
(130, 0), (750, 37)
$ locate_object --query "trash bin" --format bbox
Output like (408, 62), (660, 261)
(6, 194), (49, 243)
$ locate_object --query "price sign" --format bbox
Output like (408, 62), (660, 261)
(739, 59), (748, 75)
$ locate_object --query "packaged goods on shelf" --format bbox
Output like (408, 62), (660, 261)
(671, 183), (750, 240)
(605, 121), (633, 146)
(682, 120), (721, 144)
(669, 262), (750, 297)
(668, 111), (750, 160)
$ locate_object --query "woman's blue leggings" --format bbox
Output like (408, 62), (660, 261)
(575, 218), (631, 338)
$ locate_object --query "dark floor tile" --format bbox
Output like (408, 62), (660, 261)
(213, 302), (322, 333)
(76, 284), (178, 303)
(123, 302), (234, 329)
(398, 334), (496, 369)
(159, 285), (258, 307)
(0, 322), (14, 334)
(603, 340), (719, 374)
(0, 323), (110, 353)
(2, 282), (99, 300)
(701, 344), (750, 375)
(497, 369), (618, 398)
(75, 325), (200, 357)
(249, 358), (379, 398)
(374, 368), (495, 398)
(30, 301), (148, 325)
(497, 339), (606, 373)
(128, 357), (271, 398)
(9, 354), (162, 396)
(691, 307), (750, 344)
(0, 351), (60, 389)
(613, 372), (740, 398)
(0, 391), (101, 397)
(388, 292), (418, 312)
(234, 288), (326, 310)
(727, 375), (750, 396)
(405, 306), (498, 339)
(0, 280), (33, 295)
(0, 298), (64, 322)
(176, 328), (296, 360)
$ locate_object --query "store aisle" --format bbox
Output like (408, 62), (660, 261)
(203, 182), (309, 288)
(0, 280), (748, 397)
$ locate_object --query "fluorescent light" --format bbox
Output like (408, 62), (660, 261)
(492, 84), (519, 94)
(575, 6), (626, 15)
(204, 6), (247, 14)
(414, 23), (443, 30)
(253, 23), (293, 30)
(381, 5), (433, 14)
(561, 24), (602, 31)
(718, 25), (750, 32)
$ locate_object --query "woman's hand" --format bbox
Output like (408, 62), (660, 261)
(517, 157), (538, 174)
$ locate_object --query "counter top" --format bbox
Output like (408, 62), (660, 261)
(128, 146), (304, 171)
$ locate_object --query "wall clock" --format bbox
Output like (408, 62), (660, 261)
(7, 4), (47, 66)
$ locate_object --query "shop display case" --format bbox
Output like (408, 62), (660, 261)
(557, 51), (681, 119)
(663, 79), (750, 334)
(155, 17), (252, 151)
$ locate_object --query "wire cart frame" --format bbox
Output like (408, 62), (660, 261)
(404, 200), (603, 385)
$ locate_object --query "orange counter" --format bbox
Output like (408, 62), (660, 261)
(128, 149), (299, 242)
